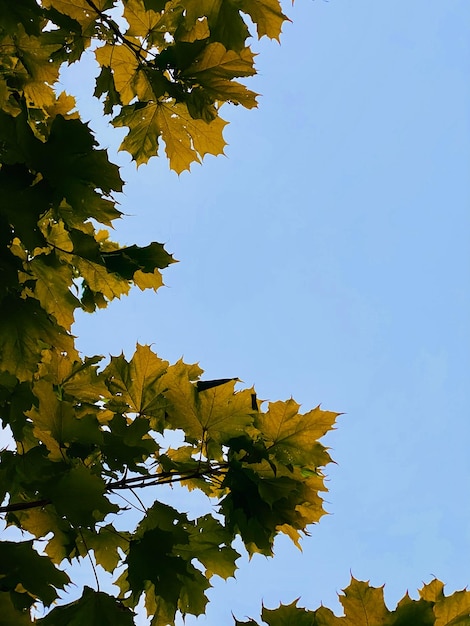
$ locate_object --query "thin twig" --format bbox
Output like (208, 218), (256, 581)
(78, 529), (100, 591)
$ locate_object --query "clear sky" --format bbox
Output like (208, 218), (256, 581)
(48, 0), (470, 622)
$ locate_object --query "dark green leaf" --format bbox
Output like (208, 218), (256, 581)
(38, 587), (135, 626)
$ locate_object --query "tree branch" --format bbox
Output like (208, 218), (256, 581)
(0, 464), (229, 514)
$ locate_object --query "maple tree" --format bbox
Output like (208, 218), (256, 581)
(0, 1), (466, 625)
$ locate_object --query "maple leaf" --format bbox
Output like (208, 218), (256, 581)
(251, 578), (470, 626)
(42, 463), (119, 526)
(176, 514), (241, 579)
(162, 362), (255, 450)
(182, 43), (258, 107)
(95, 44), (141, 106)
(433, 588), (470, 626)
(9, 505), (78, 564)
(42, 0), (114, 37)
(261, 600), (314, 626)
(237, 0), (289, 41)
(38, 587), (135, 626)
(0, 591), (34, 625)
(26, 379), (103, 461)
(0, 540), (69, 606)
(79, 525), (129, 573)
(103, 343), (169, 416)
(183, 43), (257, 80)
(122, 502), (211, 624)
(123, 0), (184, 46)
(0, 295), (77, 381)
(181, 0), (250, 51)
(255, 399), (338, 468)
(338, 577), (389, 625)
(113, 100), (228, 172)
(20, 254), (80, 329)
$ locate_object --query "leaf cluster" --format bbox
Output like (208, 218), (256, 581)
(0, 0), (289, 174)
(1, 343), (337, 624)
(238, 577), (470, 626)
(1, 1), (463, 626)
(0, 1), (338, 624)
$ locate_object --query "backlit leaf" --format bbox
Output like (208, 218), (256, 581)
(103, 343), (169, 416)
(338, 577), (388, 625)
(114, 100), (227, 172)
(0, 296), (77, 381)
(38, 587), (135, 626)
(162, 364), (254, 447)
(237, 0), (289, 41)
(255, 400), (338, 467)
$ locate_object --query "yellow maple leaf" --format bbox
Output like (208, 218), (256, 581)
(114, 100), (227, 172)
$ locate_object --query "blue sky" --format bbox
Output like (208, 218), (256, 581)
(19, 0), (470, 622)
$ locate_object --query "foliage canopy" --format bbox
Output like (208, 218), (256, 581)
(0, 0), (339, 624)
(0, 1), (465, 625)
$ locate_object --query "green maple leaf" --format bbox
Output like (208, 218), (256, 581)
(0, 295), (77, 381)
(389, 593), (434, 626)
(103, 343), (169, 417)
(43, 463), (118, 526)
(21, 254), (80, 329)
(79, 525), (129, 573)
(181, 0), (250, 52)
(38, 587), (135, 626)
(10, 506), (78, 564)
(42, 0), (114, 37)
(95, 44), (140, 106)
(183, 43), (256, 80)
(5, 25), (63, 112)
(255, 400), (338, 468)
(123, 0), (183, 46)
(0, 591), (34, 626)
(433, 588), (470, 626)
(261, 600), (314, 626)
(101, 413), (159, 471)
(162, 363), (254, 449)
(37, 349), (107, 404)
(182, 43), (258, 107)
(237, 0), (289, 41)
(42, 114), (123, 200)
(123, 502), (210, 623)
(27, 379), (103, 461)
(248, 579), (469, 626)
(74, 256), (131, 301)
(176, 515), (240, 579)
(0, 541), (69, 606)
(123, 0), (162, 38)
(101, 242), (175, 291)
(94, 66), (122, 114)
(338, 577), (389, 625)
(420, 580), (446, 603)
(113, 100), (228, 172)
